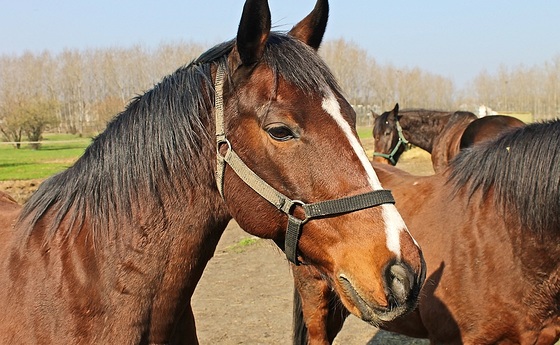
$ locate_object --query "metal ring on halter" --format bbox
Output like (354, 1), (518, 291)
(288, 199), (308, 223)
(216, 138), (231, 158)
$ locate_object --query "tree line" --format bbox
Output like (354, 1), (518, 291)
(0, 39), (558, 146)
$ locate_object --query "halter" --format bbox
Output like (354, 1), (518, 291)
(372, 120), (409, 165)
(214, 64), (395, 265)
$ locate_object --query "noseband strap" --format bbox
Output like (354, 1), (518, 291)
(214, 64), (395, 265)
(373, 120), (409, 165)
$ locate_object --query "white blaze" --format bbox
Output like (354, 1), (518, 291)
(321, 91), (405, 257)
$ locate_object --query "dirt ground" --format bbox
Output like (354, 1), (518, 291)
(0, 144), (433, 344)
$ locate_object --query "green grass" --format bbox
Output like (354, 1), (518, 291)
(226, 237), (261, 253)
(357, 126), (372, 139)
(0, 134), (91, 181)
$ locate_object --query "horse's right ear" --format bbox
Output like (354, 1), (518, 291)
(371, 110), (380, 120)
(236, 0), (272, 66)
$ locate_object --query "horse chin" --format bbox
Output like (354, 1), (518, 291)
(336, 272), (418, 325)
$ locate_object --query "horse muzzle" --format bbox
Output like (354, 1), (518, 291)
(337, 259), (425, 323)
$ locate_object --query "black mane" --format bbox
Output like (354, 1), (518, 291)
(17, 32), (341, 242)
(398, 109), (454, 127)
(449, 119), (560, 237)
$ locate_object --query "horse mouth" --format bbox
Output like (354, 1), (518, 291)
(337, 272), (417, 324)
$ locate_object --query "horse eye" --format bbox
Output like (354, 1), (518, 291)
(267, 125), (295, 142)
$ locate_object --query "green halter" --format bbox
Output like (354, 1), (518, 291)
(373, 120), (409, 165)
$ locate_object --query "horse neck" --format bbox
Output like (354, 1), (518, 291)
(480, 191), (560, 330)
(446, 184), (560, 314)
(103, 122), (234, 337)
(104, 141), (231, 288)
(87, 168), (231, 340)
(17, 118), (232, 340)
(399, 112), (451, 152)
(143, 189), (231, 340)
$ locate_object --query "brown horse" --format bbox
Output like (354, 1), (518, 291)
(0, 1), (425, 344)
(293, 120), (560, 344)
(459, 113), (525, 149)
(372, 103), (478, 172)
(372, 104), (526, 173)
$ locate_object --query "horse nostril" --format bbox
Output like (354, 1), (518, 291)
(385, 262), (414, 306)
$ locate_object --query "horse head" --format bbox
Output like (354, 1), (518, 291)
(215, 1), (425, 323)
(372, 103), (407, 165)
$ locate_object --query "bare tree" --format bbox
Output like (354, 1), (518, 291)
(1, 40), (558, 138)
(0, 97), (59, 149)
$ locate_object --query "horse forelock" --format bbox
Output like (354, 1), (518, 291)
(373, 111), (390, 133)
(262, 33), (340, 96)
(200, 34), (340, 97)
(16, 31), (343, 245)
(449, 119), (560, 238)
(373, 110), (399, 147)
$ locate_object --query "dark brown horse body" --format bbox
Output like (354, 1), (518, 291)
(294, 120), (560, 344)
(373, 104), (526, 173)
(372, 104), (478, 172)
(0, 1), (425, 344)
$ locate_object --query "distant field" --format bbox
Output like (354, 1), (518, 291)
(0, 134), (91, 180)
(357, 126), (372, 139)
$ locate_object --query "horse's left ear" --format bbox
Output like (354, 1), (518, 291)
(236, 0), (272, 66)
(392, 103), (402, 121)
(288, 0), (329, 50)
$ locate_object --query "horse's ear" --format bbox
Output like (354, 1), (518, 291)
(288, 0), (329, 50)
(371, 110), (380, 120)
(236, 0), (272, 66)
(392, 103), (401, 121)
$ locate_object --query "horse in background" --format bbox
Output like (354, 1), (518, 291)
(294, 119), (560, 344)
(372, 103), (477, 172)
(0, 1), (426, 343)
(372, 103), (525, 173)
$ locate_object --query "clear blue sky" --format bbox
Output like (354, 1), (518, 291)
(2, 1), (559, 88)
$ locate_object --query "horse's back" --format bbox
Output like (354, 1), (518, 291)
(460, 115), (525, 149)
